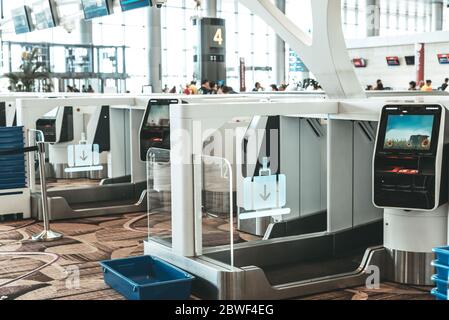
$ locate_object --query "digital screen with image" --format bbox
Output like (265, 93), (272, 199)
(11, 7), (32, 34)
(384, 115), (434, 151)
(146, 105), (170, 128)
(32, 1), (56, 30)
(81, 0), (110, 20)
(120, 0), (150, 12)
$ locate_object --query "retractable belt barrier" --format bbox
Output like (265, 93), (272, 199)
(0, 146), (38, 156)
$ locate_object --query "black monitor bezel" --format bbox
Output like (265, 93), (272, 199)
(377, 105), (442, 156)
(140, 99), (178, 161)
(405, 55), (415, 66)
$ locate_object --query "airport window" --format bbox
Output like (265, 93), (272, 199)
(0, 0), (448, 93)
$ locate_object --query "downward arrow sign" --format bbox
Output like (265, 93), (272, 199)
(80, 151), (88, 161)
(259, 185), (271, 201)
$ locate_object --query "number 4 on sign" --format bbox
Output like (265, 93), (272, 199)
(214, 28), (223, 46)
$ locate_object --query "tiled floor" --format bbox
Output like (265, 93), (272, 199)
(0, 214), (434, 300)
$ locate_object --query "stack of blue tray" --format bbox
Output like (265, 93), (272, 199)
(431, 246), (449, 300)
(0, 127), (26, 190)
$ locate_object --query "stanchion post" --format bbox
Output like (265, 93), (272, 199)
(32, 141), (63, 242)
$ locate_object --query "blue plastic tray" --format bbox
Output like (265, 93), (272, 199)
(433, 247), (449, 266)
(100, 256), (195, 300)
(432, 261), (449, 280)
(431, 288), (448, 301)
(431, 275), (449, 295)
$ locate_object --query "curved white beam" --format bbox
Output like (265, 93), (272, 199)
(240, 0), (365, 99)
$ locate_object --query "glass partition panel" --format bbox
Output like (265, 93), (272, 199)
(146, 148), (172, 248)
(199, 155), (234, 269)
(199, 115), (331, 278)
(36, 106), (132, 192)
(27, 105), (138, 218)
(199, 114), (382, 288)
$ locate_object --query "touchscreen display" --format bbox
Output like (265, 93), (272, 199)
(384, 114), (434, 151)
(145, 105), (170, 128)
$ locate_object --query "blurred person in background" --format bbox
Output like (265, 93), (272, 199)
(184, 83), (192, 95)
(421, 79), (433, 92)
(440, 78), (449, 91)
(189, 81), (198, 95)
(418, 80), (425, 90)
(209, 81), (218, 94)
(198, 80), (211, 94)
(408, 81), (417, 91)
(374, 79), (384, 91)
(252, 82), (264, 92)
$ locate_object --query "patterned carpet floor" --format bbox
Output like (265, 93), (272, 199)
(0, 213), (434, 301)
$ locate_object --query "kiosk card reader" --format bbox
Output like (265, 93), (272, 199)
(373, 104), (449, 285)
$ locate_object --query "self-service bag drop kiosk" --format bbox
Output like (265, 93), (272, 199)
(140, 99), (176, 211)
(373, 104), (449, 285)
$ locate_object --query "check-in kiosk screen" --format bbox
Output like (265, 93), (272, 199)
(383, 115), (434, 151)
(374, 105), (446, 210)
(140, 99), (177, 160)
(145, 105), (170, 128)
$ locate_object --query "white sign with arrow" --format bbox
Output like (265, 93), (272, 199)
(241, 158), (289, 219)
(65, 135), (103, 173)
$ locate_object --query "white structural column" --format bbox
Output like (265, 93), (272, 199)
(240, 0), (365, 99)
(275, 0), (286, 86)
(78, 1), (93, 45)
(79, 19), (93, 44)
(204, 0), (218, 18)
(171, 116), (195, 257)
(79, 20), (93, 44)
(366, 0), (380, 37)
(147, 6), (163, 93)
(431, 0), (444, 31)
